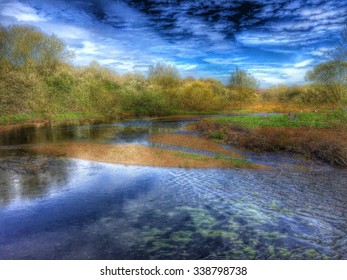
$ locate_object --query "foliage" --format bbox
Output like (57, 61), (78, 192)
(148, 63), (180, 89)
(75, 62), (120, 116)
(228, 67), (258, 90)
(119, 86), (170, 116)
(0, 25), (73, 74)
(227, 67), (259, 103)
(305, 61), (347, 103)
(178, 80), (226, 112)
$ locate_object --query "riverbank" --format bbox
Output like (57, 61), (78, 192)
(191, 111), (347, 167)
(0, 112), (210, 132)
(25, 142), (264, 169)
(0, 113), (109, 131)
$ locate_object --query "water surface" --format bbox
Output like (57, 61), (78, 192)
(0, 117), (346, 259)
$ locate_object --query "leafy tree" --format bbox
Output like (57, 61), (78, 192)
(148, 63), (180, 89)
(228, 67), (258, 91)
(228, 67), (258, 103)
(0, 25), (73, 74)
(305, 61), (347, 103)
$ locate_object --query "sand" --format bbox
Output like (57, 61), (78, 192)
(25, 142), (262, 169)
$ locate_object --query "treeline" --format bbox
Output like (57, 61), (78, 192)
(0, 24), (346, 119)
(259, 61), (347, 105)
(0, 25), (230, 117)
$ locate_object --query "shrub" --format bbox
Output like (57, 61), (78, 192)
(120, 86), (170, 116)
(178, 80), (226, 112)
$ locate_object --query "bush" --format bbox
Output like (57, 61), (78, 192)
(120, 86), (170, 116)
(178, 80), (226, 112)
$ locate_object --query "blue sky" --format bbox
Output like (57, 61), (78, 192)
(0, 0), (346, 88)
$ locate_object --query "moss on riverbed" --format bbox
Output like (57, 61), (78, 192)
(25, 142), (263, 169)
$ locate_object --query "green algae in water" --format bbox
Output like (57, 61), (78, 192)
(198, 229), (239, 240)
(268, 245), (276, 259)
(171, 206), (217, 228)
(243, 246), (257, 258)
(255, 229), (286, 240)
(170, 231), (194, 243)
(141, 227), (163, 243)
(279, 248), (292, 258)
(135, 206), (330, 260)
(305, 249), (319, 259)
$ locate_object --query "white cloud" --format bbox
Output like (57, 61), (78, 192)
(203, 57), (248, 65)
(310, 47), (333, 57)
(176, 63), (197, 70)
(0, 1), (46, 22)
(236, 32), (301, 45)
(294, 59), (314, 68)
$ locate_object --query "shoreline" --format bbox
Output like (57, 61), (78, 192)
(0, 113), (213, 133)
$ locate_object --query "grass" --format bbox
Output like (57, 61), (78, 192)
(174, 152), (206, 161)
(214, 154), (253, 168)
(51, 112), (84, 120)
(194, 110), (347, 167)
(213, 110), (347, 129)
(208, 131), (226, 140)
(0, 113), (36, 125)
(223, 101), (330, 114)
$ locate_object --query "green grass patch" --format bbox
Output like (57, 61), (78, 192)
(174, 152), (206, 161)
(208, 131), (226, 140)
(214, 154), (252, 167)
(213, 110), (347, 129)
(0, 113), (37, 125)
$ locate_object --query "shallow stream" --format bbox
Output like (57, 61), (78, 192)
(0, 116), (346, 259)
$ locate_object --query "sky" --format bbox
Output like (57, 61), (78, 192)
(0, 0), (346, 88)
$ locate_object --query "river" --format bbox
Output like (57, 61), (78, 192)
(0, 116), (346, 259)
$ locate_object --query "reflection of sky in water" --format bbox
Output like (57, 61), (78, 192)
(0, 159), (346, 260)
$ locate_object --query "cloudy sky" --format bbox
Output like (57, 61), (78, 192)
(0, 0), (346, 87)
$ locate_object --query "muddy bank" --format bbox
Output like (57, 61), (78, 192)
(24, 142), (263, 169)
(192, 120), (347, 167)
(149, 134), (245, 159)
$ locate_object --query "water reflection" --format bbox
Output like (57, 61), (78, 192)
(0, 118), (194, 146)
(0, 157), (71, 206)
